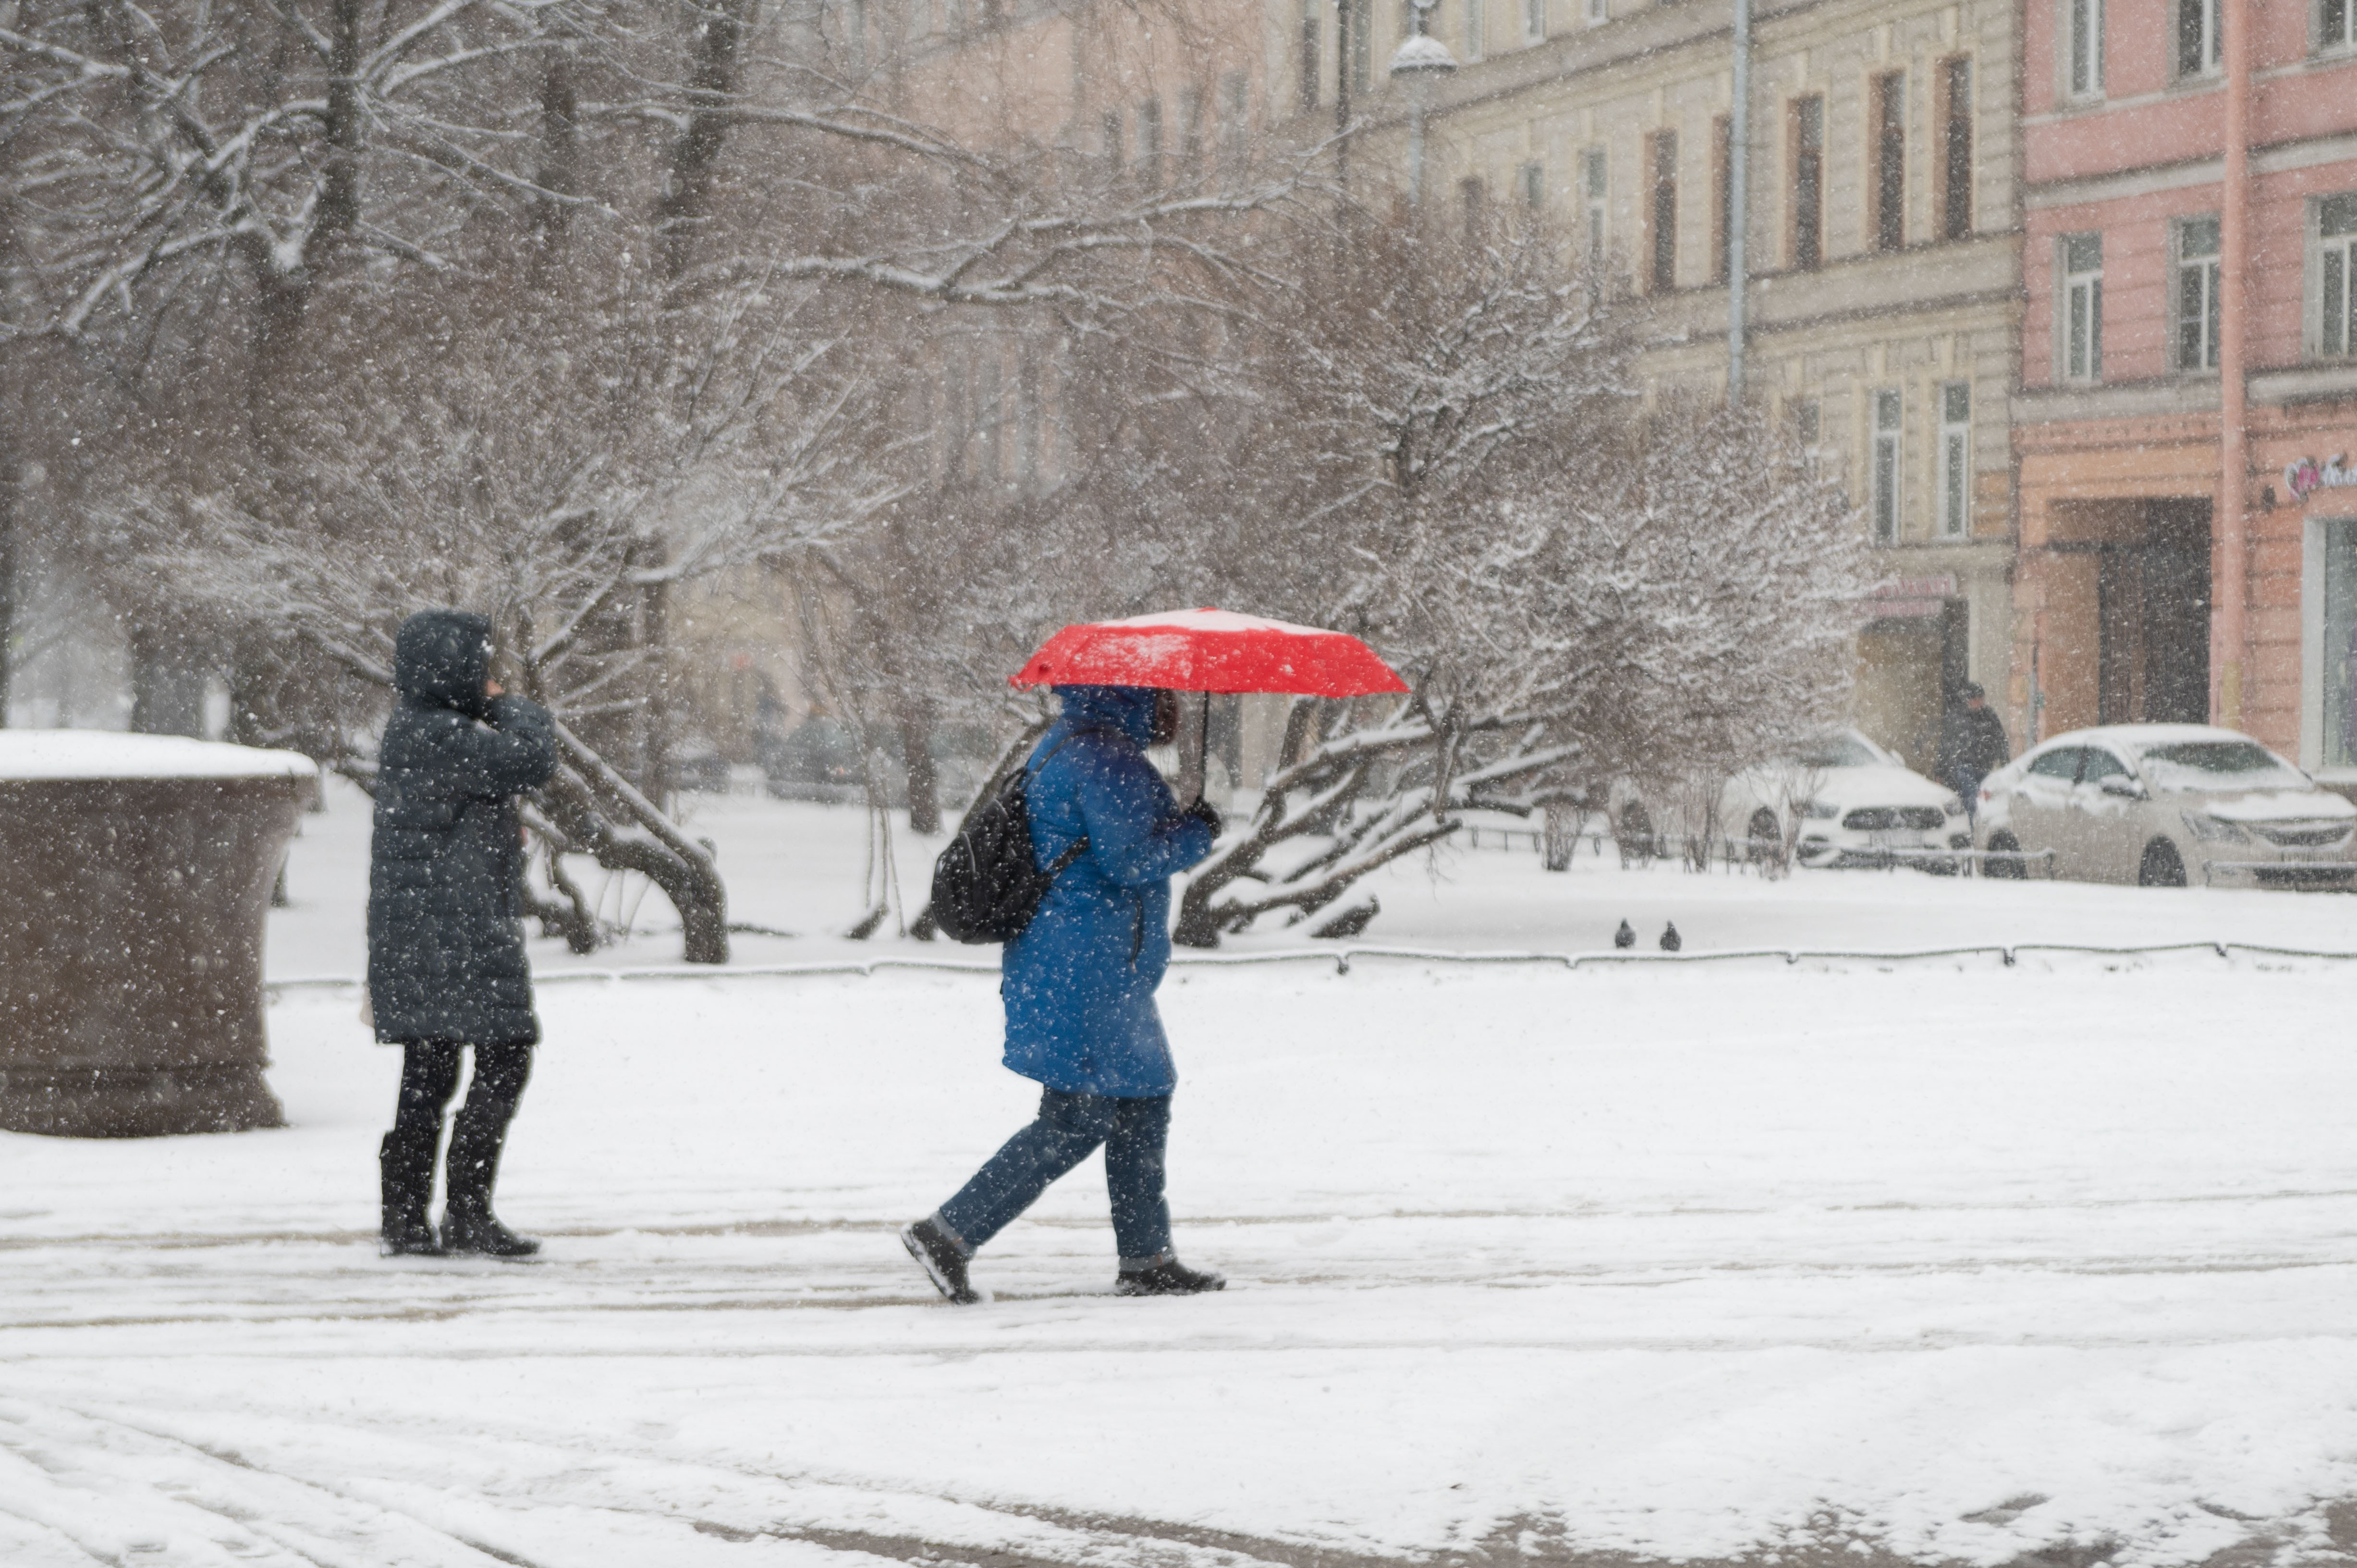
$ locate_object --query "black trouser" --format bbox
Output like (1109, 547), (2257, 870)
(392, 1041), (533, 1206)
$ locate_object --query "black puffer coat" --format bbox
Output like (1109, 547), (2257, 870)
(367, 610), (558, 1046)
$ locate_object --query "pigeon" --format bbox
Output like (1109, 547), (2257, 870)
(1659, 922), (1682, 952)
(1613, 919), (1636, 949)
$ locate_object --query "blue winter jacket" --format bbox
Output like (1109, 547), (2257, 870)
(1000, 686), (1217, 1098)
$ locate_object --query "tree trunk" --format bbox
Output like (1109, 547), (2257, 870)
(129, 623), (206, 737)
(529, 55), (581, 279)
(899, 694), (940, 835)
(1543, 799), (1575, 871)
(657, 0), (757, 284)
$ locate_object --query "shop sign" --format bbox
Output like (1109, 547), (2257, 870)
(2285, 454), (2357, 501)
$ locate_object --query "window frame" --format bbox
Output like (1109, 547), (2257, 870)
(1711, 114), (1734, 285)
(1869, 70), (1906, 254)
(1936, 58), (1972, 242)
(2066, 0), (2106, 101)
(1871, 388), (1904, 547)
(1519, 160), (1545, 211)
(1583, 146), (1609, 272)
(2175, 214), (2222, 372)
(2313, 193), (2357, 360)
(2324, 0), (2355, 53)
(1936, 381), (1971, 540)
(2060, 232), (2104, 382)
(1789, 94), (1824, 272)
(2177, 0), (2223, 77)
(1646, 128), (1678, 294)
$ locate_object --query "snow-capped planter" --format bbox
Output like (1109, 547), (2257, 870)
(0, 731), (318, 1137)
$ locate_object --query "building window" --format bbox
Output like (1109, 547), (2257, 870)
(1464, 0), (1484, 60)
(2320, 194), (2357, 358)
(2326, 0), (2355, 52)
(2069, 0), (2105, 98)
(1648, 130), (1677, 292)
(2179, 0), (2222, 74)
(1461, 177), (1487, 243)
(2177, 215), (2221, 370)
(1789, 95), (1823, 271)
(2324, 519), (2357, 768)
(1299, 0), (1320, 112)
(1223, 72), (1250, 166)
(1937, 382), (1971, 539)
(1102, 109), (1124, 171)
(1583, 147), (1608, 270)
(1938, 59), (1971, 241)
(1524, 0), (1545, 44)
(1351, 0), (1370, 92)
(1711, 115), (1733, 284)
(1519, 161), (1544, 210)
(1180, 86), (1204, 164)
(1870, 72), (1905, 253)
(1871, 389), (1903, 546)
(2062, 232), (2104, 380)
(1585, 0), (1606, 24)
(1137, 98), (1162, 176)
(1791, 397), (1820, 447)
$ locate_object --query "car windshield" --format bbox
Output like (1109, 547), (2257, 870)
(2133, 740), (2308, 793)
(1790, 735), (1881, 769)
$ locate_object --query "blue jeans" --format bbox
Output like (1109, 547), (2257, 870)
(935, 1089), (1173, 1268)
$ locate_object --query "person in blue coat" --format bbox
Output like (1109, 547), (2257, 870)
(904, 684), (1225, 1301)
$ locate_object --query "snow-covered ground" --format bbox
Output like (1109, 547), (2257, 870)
(265, 778), (2357, 978)
(7, 783), (2357, 1567)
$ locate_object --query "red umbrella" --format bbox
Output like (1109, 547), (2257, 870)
(1012, 609), (1408, 805)
(1011, 608), (1409, 698)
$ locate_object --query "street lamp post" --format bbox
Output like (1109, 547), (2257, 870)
(1389, 0), (1457, 207)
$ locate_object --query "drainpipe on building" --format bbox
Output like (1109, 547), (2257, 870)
(1727, 0), (1751, 400)
(2215, 0), (2252, 728)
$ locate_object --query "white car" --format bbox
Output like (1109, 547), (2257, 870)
(1976, 724), (2357, 888)
(1724, 729), (1969, 870)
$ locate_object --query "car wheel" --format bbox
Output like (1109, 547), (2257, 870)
(2138, 839), (2186, 888)
(1985, 831), (2026, 879)
(1746, 808), (1781, 863)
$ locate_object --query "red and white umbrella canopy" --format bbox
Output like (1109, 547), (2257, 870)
(1011, 608), (1409, 697)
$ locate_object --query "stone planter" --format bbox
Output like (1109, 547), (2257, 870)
(0, 732), (318, 1137)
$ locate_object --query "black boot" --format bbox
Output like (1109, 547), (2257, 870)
(901, 1215), (982, 1304)
(440, 1103), (538, 1257)
(379, 1128), (442, 1257)
(1115, 1256), (1226, 1296)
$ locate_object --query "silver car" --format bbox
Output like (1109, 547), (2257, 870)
(1976, 724), (2357, 888)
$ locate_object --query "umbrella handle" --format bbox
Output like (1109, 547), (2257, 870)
(1174, 691), (1209, 808)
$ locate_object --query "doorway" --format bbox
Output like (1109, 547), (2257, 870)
(2097, 499), (2211, 725)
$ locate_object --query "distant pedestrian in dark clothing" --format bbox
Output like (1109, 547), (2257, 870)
(1937, 681), (2011, 823)
(370, 609), (557, 1258)
(903, 684), (1226, 1302)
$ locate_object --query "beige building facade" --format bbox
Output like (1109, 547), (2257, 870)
(1278, 0), (2026, 773)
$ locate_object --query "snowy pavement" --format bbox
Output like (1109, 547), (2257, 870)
(8, 951), (2357, 1567)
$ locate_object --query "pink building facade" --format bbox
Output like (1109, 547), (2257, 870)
(2012, 0), (2357, 770)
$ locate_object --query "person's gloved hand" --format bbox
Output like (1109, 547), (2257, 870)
(1183, 797), (1222, 835)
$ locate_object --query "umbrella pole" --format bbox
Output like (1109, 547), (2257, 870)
(1174, 691), (1209, 807)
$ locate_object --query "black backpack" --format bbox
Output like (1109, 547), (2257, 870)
(931, 732), (1093, 945)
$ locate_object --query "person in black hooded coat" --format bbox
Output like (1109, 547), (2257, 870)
(370, 609), (557, 1257)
